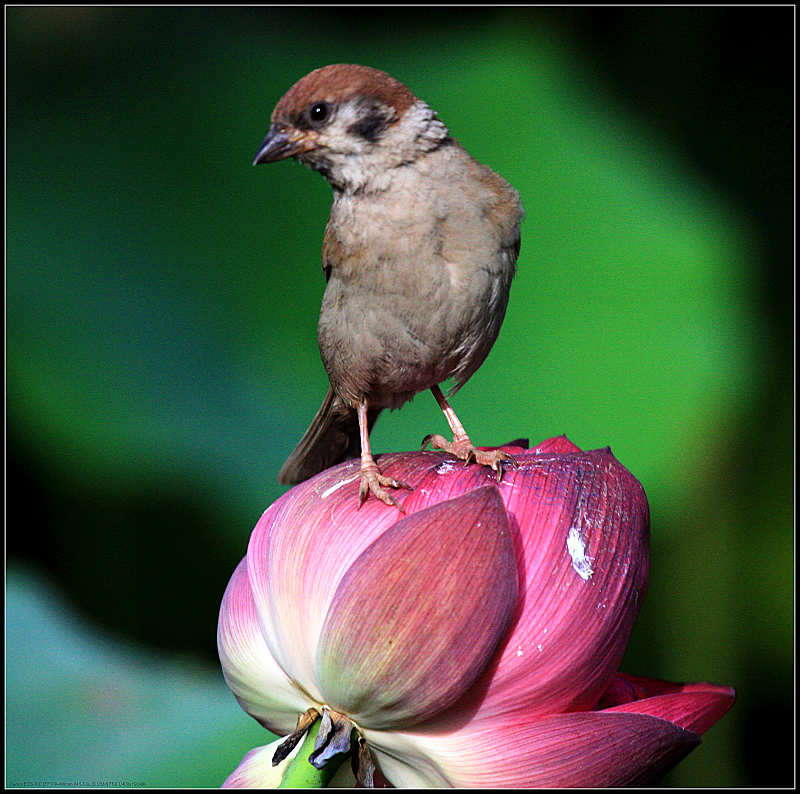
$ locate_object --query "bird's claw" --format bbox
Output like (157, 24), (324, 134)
(482, 449), (518, 481)
(358, 466), (412, 512)
(421, 432), (450, 452)
(422, 434), (517, 482)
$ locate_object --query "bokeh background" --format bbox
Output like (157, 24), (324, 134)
(6, 6), (793, 788)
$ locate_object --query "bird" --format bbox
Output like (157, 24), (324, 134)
(253, 64), (524, 510)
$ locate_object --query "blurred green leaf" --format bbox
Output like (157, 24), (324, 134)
(6, 565), (272, 787)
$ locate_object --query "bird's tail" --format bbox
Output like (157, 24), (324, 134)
(278, 387), (382, 485)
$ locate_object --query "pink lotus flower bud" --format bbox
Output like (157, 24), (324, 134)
(217, 437), (734, 787)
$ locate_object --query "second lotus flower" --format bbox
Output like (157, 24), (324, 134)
(218, 436), (734, 786)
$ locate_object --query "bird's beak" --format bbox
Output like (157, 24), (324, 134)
(253, 125), (315, 165)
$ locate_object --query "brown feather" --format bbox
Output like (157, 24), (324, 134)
(272, 64), (417, 124)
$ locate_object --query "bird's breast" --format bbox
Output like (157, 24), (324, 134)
(317, 157), (518, 409)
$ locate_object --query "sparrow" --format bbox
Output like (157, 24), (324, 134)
(253, 64), (524, 509)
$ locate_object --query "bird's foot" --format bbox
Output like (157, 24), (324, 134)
(359, 461), (412, 512)
(421, 433), (518, 481)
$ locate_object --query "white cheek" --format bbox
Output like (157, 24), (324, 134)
(320, 107), (364, 154)
(311, 99), (448, 193)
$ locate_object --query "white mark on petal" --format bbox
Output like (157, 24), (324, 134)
(515, 644), (524, 657)
(435, 460), (456, 475)
(320, 474), (360, 499)
(537, 643), (543, 652)
(567, 526), (594, 581)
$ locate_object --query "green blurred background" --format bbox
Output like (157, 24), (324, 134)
(6, 6), (793, 788)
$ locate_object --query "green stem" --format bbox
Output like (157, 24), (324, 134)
(277, 718), (349, 788)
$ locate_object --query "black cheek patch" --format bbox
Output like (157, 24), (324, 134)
(348, 109), (390, 142)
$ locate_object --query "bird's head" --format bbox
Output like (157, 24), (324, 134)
(253, 64), (449, 193)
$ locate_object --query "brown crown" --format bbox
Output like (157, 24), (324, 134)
(271, 64), (418, 124)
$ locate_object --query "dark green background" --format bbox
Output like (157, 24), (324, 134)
(6, 6), (793, 788)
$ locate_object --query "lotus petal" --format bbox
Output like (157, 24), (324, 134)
(217, 558), (308, 735)
(317, 487), (519, 729)
(245, 465), (408, 703)
(366, 709), (698, 787)
(377, 446), (650, 727)
(597, 672), (736, 735)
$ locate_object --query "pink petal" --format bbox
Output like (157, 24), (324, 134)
(217, 558), (309, 735)
(316, 487), (518, 729)
(597, 672), (736, 735)
(366, 709), (699, 787)
(397, 444), (650, 725)
(222, 738), (291, 788)
(487, 447), (650, 716)
(529, 435), (582, 454)
(245, 467), (407, 703)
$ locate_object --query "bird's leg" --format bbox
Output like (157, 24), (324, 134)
(357, 400), (411, 511)
(422, 385), (517, 481)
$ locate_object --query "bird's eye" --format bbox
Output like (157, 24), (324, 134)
(308, 102), (330, 125)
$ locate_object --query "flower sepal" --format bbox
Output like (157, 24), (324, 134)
(270, 707), (377, 788)
(271, 707), (320, 766)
